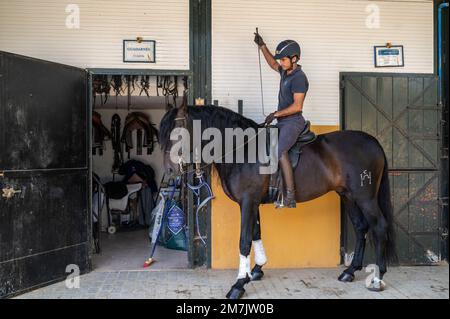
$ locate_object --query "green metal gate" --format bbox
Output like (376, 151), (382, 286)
(340, 72), (446, 265)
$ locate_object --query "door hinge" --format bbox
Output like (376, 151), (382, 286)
(439, 196), (449, 207)
(2, 187), (22, 199)
(340, 80), (346, 89)
(440, 227), (448, 240)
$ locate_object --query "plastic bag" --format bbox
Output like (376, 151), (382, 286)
(157, 200), (188, 251)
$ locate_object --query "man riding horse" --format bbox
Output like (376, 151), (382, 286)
(159, 33), (396, 299)
(254, 33), (308, 208)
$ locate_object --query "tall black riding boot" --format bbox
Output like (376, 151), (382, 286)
(279, 151), (297, 208)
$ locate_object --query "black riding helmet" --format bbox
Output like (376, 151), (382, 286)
(273, 40), (301, 61)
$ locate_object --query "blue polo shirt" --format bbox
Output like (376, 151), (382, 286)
(278, 65), (309, 121)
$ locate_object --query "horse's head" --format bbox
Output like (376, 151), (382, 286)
(159, 100), (262, 176)
(159, 100), (190, 175)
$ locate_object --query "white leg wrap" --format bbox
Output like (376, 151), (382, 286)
(373, 277), (385, 285)
(370, 277), (386, 290)
(253, 240), (267, 266)
(237, 254), (251, 279)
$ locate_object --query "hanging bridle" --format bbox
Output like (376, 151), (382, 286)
(164, 113), (213, 246)
(164, 114), (191, 175)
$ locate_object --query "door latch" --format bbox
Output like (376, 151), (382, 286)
(2, 187), (22, 199)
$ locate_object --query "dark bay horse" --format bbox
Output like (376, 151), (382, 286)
(159, 103), (397, 299)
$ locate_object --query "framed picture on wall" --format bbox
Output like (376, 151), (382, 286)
(374, 45), (404, 67)
(123, 40), (156, 63)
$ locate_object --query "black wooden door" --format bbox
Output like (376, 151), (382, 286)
(341, 72), (445, 265)
(0, 51), (90, 298)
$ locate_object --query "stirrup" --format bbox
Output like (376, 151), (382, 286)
(274, 193), (284, 209)
(274, 193), (296, 209)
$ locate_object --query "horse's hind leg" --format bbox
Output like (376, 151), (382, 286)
(356, 199), (389, 292)
(338, 198), (369, 282)
(226, 197), (257, 299)
(251, 207), (267, 281)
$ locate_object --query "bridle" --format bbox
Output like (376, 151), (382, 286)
(163, 108), (270, 245)
(165, 111), (267, 176)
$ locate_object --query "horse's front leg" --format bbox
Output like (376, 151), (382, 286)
(226, 198), (257, 299)
(251, 207), (267, 281)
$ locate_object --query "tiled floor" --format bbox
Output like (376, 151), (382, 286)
(16, 265), (449, 299)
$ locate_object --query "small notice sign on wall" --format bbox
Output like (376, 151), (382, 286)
(123, 40), (155, 63)
(374, 45), (404, 67)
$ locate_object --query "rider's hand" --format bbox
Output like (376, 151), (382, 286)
(265, 112), (276, 125)
(253, 32), (265, 48)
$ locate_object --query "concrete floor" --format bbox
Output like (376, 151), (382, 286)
(16, 265), (449, 299)
(93, 229), (188, 271)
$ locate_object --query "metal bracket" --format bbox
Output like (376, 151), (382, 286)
(439, 196), (449, 207)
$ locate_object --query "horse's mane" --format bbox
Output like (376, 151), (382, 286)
(159, 105), (259, 151)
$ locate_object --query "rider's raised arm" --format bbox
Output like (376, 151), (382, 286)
(260, 45), (280, 72)
(254, 32), (280, 72)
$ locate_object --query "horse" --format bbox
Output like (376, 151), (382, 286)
(159, 102), (397, 299)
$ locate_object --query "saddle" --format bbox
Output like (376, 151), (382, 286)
(121, 112), (159, 158)
(118, 159), (158, 193)
(287, 121), (317, 168)
(263, 120), (317, 204)
(92, 111), (112, 155)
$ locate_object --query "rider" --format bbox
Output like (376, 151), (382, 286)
(254, 33), (309, 208)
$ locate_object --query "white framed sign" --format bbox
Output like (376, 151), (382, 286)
(374, 45), (404, 67)
(123, 40), (156, 63)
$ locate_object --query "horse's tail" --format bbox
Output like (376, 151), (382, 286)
(378, 149), (398, 265)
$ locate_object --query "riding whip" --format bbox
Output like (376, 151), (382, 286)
(256, 27), (266, 116)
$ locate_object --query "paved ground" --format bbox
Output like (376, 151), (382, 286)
(16, 265), (449, 299)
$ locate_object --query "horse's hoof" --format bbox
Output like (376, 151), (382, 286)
(251, 270), (264, 281)
(338, 272), (354, 282)
(367, 279), (386, 292)
(226, 287), (245, 299)
(367, 286), (384, 292)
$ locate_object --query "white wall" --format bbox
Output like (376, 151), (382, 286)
(212, 0), (434, 125)
(0, 0), (189, 69)
(0, 0), (435, 125)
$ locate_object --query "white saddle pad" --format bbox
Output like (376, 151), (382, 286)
(109, 183), (142, 211)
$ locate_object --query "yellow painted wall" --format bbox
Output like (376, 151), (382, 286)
(211, 125), (341, 269)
